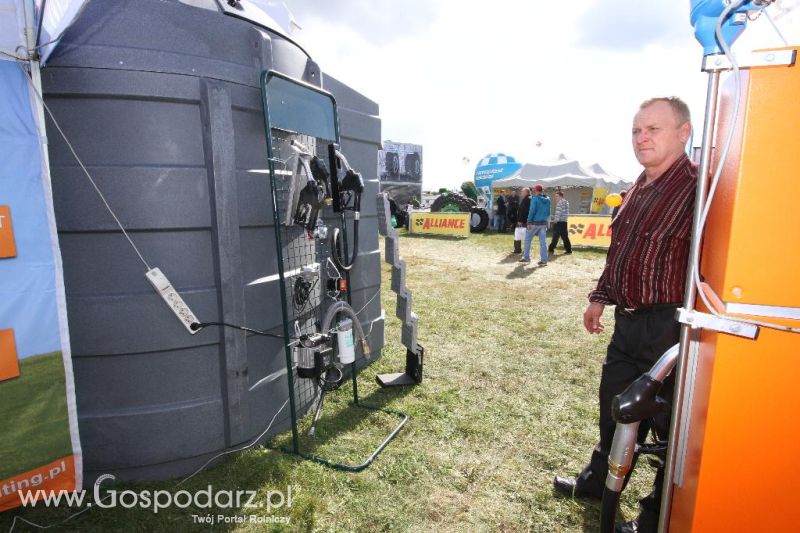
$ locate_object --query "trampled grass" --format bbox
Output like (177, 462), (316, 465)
(1, 231), (656, 532)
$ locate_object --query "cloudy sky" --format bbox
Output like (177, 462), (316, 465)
(285, 1), (799, 189)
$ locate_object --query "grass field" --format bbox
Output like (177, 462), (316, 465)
(1, 231), (657, 532)
(0, 352), (73, 480)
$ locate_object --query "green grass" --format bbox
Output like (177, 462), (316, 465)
(1, 233), (655, 531)
(0, 352), (73, 479)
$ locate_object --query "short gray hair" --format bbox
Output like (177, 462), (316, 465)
(640, 96), (691, 126)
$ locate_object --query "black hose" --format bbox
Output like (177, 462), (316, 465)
(600, 487), (621, 533)
(330, 192), (360, 271)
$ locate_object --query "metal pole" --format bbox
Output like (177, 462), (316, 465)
(260, 72), (300, 454)
(657, 69), (720, 533)
(351, 360), (359, 405)
(23, 0), (52, 181)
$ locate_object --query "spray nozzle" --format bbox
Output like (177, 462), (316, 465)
(341, 169), (364, 194)
(290, 139), (312, 155)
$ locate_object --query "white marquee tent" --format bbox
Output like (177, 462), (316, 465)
(492, 154), (631, 194)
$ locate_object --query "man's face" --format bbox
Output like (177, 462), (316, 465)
(632, 101), (690, 171)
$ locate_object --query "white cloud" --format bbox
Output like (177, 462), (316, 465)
(289, 0), (800, 189)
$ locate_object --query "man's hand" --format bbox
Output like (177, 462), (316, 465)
(583, 302), (605, 334)
(526, 223), (532, 230)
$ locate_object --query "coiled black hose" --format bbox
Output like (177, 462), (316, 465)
(330, 220), (358, 271)
(330, 188), (361, 271)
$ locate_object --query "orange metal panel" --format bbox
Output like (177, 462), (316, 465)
(0, 329), (20, 381)
(669, 50), (800, 531)
(0, 205), (17, 258)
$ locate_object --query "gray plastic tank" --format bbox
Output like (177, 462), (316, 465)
(42, 0), (384, 481)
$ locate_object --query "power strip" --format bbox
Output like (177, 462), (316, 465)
(145, 267), (200, 334)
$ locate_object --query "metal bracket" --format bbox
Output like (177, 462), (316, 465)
(676, 308), (759, 339)
(702, 49), (796, 72)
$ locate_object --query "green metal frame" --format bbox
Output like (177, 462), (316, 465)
(260, 70), (407, 471)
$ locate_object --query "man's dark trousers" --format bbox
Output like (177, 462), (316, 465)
(549, 221), (572, 253)
(576, 305), (680, 522)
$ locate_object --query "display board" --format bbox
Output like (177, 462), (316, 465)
(378, 141), (422, 206)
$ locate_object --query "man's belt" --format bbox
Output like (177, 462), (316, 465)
(616, 303), (680, 316)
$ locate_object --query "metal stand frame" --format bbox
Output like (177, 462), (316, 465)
(376, 345), (424, 387)
(261, 70), (407, 472)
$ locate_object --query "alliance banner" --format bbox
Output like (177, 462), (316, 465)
(409, 212), (470, 237)
(0, 61), (82, 511)
(567, 215), (613, 248)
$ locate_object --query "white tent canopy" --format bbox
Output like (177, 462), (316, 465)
(492, 154), (631, 193)
(493, 173), (623, 191)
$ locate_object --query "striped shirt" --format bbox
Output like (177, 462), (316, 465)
(554, 199), (569, 222)
(589, 154), (696, 309)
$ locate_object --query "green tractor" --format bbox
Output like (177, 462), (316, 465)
(430, 186), (489, 233)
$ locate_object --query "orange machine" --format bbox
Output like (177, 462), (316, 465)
(667, 48), (800, 531)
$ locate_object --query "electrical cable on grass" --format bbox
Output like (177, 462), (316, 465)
(177, 398), (289, 486)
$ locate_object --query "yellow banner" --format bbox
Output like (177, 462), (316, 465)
(590, 187), (608, 214)
(410, 212), (470, 237)
(568, 215), (613, 248)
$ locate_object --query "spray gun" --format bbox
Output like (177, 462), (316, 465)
(285, 140), (331, 233)
(326, 144), (364, 271)
(599, 344), (680, 533)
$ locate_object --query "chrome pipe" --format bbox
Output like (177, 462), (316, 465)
(658, 69), (721, 533)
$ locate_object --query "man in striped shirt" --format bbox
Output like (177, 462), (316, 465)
(548, 190), (572, 255)
(553, 97), (696, 533)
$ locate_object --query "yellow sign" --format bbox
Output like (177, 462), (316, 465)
(0, 206), (17, 258)
(410, 212), (470, 237)
(568, 215), (613, 248)
(591, 187), (608, 214)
